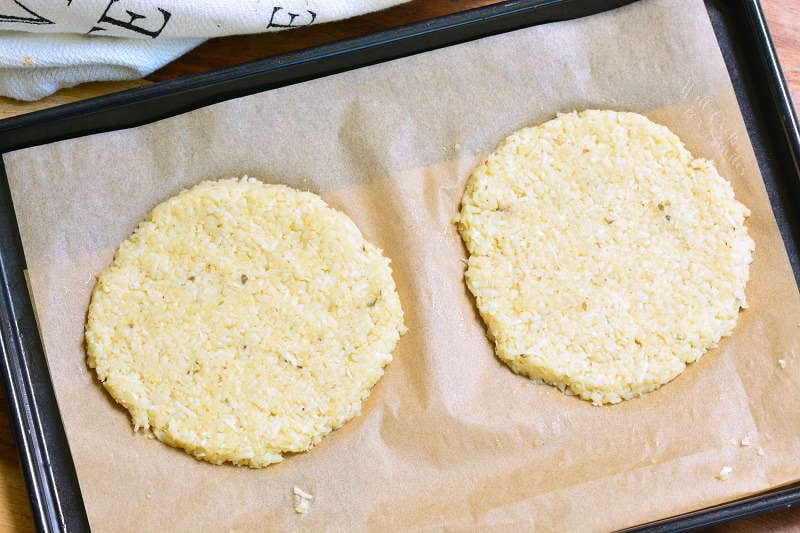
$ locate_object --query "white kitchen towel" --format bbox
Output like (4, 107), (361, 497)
(0, 1), (408, 101)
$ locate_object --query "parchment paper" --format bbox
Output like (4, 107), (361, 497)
(4, 0), (800, 530)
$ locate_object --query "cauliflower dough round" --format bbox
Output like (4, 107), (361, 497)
(456, 110), (754, 405)
(86, 177), (405, 466)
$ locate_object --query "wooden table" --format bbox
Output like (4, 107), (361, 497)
(1, 1), (798, 531)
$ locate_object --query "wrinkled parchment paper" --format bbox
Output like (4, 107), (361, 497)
(4, 0), (800, 530)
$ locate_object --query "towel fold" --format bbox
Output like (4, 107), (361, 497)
(0, 1), (407, 101)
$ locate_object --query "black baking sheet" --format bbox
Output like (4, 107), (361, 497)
(0, 0), (798, 530)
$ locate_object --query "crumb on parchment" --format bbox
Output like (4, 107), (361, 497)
(716, 466), (733, 481)
(293, 485), (313, 514)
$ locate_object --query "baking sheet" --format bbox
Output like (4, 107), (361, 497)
(4, 0), (800, 530)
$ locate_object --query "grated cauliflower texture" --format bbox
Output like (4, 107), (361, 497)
(456, 110), (754, 405)
(86, 177), (405, 466)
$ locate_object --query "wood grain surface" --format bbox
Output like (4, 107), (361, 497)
(0, 1), (798, 531)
